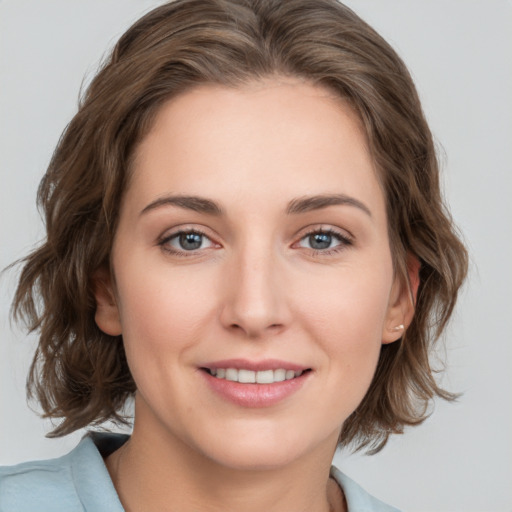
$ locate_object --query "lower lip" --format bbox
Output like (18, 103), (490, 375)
(201, 370), (310, 408)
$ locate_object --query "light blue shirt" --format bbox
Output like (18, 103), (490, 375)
(0, 433), (400, 512)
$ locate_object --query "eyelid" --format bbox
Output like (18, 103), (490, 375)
(158, 223), (217, 242)
(295, 224), (354, 243)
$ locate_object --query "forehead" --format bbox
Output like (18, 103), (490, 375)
(125, 79), (385, 223)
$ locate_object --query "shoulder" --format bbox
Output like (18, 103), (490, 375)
(0, 433), (127, 512)
(0, 446), (84, 512)
(330, 466), (402, 512)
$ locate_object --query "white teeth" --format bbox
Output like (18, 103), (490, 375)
(256, 369), (274, 384)
(225, 368), (238, 382)
(273, 369), (286, 382)
(238, 369), (256, 383)
(211, 367), (306, 383)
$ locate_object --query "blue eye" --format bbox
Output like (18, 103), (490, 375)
(177, 232), (204, 250)
(298, 229), (351, 252)
(307, 232), (335, 250)
(161, 230), (215, 253)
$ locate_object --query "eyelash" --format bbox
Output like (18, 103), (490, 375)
(158, 227), (353, 257)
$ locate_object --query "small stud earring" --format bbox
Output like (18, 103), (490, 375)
(392, 324), (405, 331)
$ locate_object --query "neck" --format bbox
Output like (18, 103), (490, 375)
(106, 417), (345, 512)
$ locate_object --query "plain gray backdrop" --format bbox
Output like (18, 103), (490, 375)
(1, 1), (511, 511)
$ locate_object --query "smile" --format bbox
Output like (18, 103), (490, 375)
(199, 359), (312, 407)
(207, 368), (306, 384)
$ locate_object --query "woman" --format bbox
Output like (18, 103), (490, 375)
(0, 1), (468, 511)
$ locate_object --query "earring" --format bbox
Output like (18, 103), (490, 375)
(392, 324), (405, 331)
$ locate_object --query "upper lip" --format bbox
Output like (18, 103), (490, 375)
(200, 358), (310, 372)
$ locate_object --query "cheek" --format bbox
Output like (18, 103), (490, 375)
(300, 264), (392, 342)
(114, 262), (218, 360)
(296, 262), (393, 389)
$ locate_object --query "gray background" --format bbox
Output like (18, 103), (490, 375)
(1, 1), (511, 511)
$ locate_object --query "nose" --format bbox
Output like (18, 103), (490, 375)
(219, 246), (290, 338)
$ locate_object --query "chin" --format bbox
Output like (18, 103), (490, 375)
(190, 420), (339, 472)
(203, 440), (306, 471)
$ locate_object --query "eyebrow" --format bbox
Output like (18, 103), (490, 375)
(140, 193), (371, 218)
(286, 194), (372, 217)
(140, 195), (223, 216)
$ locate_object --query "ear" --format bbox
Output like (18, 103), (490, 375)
(91, 266), (122, 336)
(382, 254), (421, 344)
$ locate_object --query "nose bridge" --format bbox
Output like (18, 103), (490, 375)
(221, 234), (287, 337)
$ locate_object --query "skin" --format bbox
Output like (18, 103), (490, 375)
(94, 78), (415, 512)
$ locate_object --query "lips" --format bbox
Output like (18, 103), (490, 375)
(201, 358), (308, 372)
(200, 359), (312, 407)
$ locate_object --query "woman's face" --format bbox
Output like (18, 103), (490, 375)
(96, 78), (409, 469)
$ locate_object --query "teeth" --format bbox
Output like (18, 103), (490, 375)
(212, 367), (306, 384)
(238, 369), (256, 383)
(256, 369), (274, 384)
(225, 368), (238, 382)
(273, 369), (286, 382)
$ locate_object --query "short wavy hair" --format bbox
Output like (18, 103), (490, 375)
(12, 0), (468, 452)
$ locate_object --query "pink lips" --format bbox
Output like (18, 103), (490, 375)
(203, 358), (307, 372)
(200, 359), (311, 408)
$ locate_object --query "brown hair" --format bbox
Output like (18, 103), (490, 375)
(12, 0), (468, 452)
